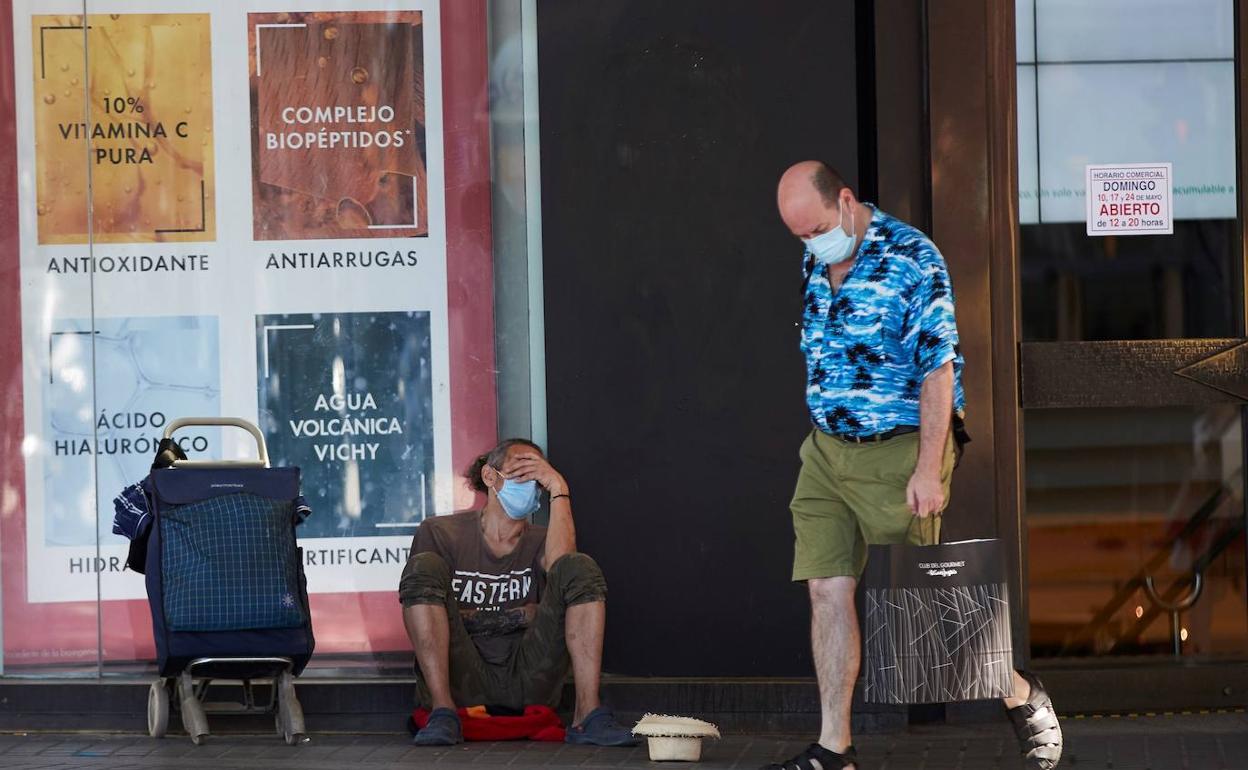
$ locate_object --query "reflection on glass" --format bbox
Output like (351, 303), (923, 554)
(1017, 0), (1237, 341)
(1034, 0), (1232, 63)
(1016, 0), (1035, 64)
(1020, 220), (1237, 341)
(1036, 62), (1235, 223)
(1017, 0), (1247, 665)
(1017, 0), (1236, 225)
(1026, 407), (1246, 658)
(1, 1), (540, 678)
(3, 1), (104, 676)
(1017, 65), (1038, 223)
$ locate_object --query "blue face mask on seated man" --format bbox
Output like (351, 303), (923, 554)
(805, 199), (857, 266)
(496, 476), (541, 520)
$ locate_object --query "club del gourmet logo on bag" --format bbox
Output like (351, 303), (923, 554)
(918, 560), (966, 578)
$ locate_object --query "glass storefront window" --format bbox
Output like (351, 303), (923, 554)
(1017, 0), (1248, 663)
(1016, 0), (1238, 342)
(1026, 407), (1246, 657)
(0, 0), (543, 677)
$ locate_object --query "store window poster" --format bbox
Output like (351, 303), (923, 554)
(256, 311), (435, 539)
(249, 11), (428, 240)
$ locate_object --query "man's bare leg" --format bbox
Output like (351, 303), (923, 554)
(1004, 670), (1031, 709)
(565, 600), (605, 725)
(403, 604), (456, 712)
(810, 576), (859, 762)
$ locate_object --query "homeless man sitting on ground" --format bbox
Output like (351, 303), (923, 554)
(398, 438), (636, 747)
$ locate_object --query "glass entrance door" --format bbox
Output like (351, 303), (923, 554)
(1016, 0), (1247, 662)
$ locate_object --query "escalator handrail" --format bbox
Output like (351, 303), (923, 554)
(1060, 485), (1230, 653)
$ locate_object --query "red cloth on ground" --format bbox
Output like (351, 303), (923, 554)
(410, 705), (566, 742)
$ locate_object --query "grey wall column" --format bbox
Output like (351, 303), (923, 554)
(488, 0), (531, 442)
(488, 0), (546, 448)
(486, 0), (546, 454)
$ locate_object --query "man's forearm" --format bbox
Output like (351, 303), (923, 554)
(543, 495), (576, 569)
(916, 361), (954, 476)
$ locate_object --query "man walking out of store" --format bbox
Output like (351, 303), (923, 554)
(767, 161), (1063, 770)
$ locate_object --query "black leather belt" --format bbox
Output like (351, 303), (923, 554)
(830, 425), (920, 444)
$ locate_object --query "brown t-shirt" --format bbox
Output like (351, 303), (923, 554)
(410, 511), (547, 664)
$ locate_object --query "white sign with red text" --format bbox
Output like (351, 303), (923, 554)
(1085, 163), (1173, 236)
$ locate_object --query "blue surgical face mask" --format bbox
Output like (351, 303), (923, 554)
(495, 476), (540, 520)
(804, 200), (857, 266)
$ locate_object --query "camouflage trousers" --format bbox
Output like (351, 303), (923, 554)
(399, 551), (607, 709)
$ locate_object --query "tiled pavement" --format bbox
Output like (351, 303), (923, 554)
(1, 712), (1247, 769)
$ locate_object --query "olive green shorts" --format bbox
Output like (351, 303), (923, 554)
(399, 551), (607, 710)
(790, 428), (955, 581)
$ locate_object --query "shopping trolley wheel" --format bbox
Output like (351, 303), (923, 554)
(147, 679), (170, 738)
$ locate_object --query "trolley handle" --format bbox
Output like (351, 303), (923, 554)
(163, 417), (269, 468)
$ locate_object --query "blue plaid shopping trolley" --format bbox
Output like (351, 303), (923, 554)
(143, 418), (315, 745)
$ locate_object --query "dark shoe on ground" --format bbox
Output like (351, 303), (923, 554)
(412, 706), (463, 746)
(762, 742), (858, 769)
(564, 706), (639, 747)
(1007, 671), (1063, 769)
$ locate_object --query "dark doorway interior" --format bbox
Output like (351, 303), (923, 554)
(537, 0), (860, 676)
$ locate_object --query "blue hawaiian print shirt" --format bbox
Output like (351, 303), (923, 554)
(800, 206), (965, 437)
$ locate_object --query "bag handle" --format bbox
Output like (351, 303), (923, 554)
(162, 417), (269, 468)
(906, 513), (941, 545)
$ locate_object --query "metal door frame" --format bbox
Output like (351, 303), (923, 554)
(871, 0), (1248, 712)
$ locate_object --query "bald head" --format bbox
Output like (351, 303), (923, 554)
(777, 161), (854, 240)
